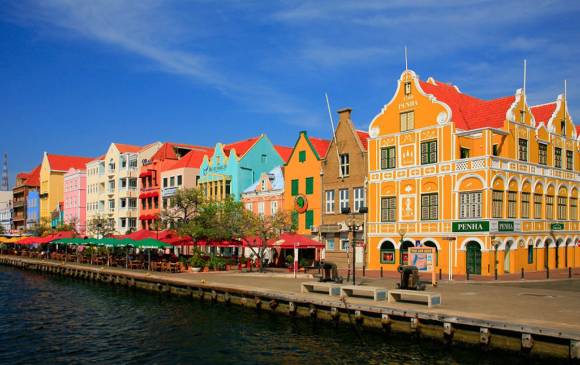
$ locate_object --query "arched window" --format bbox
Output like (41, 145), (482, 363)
(400, 241), (415, 265)
(570, 189), (578, 221)
(546, 186), (555, 219)
(379, 241), (395, 264)
(533, 184), (543, 219)
(558, 187), (568, 220)
(521, 182), (531, 219)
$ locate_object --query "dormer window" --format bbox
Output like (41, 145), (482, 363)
(400, 110), (414, 132)
(404, 82), (411, 95)
(561, 120), (566, 136)
(519, 110), (526, 123)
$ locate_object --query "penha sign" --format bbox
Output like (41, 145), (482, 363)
(452, 221), (489, 233)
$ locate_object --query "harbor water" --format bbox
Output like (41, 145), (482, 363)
(0, 265), (563, 364)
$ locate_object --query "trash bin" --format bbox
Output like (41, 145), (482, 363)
(396, 265), (425, 290)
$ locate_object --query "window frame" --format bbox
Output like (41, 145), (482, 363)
(380, 146), (396, 170)
(381, 196), (396, 222)
(339, 189), (349, 212)
(400, 110), (415, 132)
(518, 138), (528, 162)
(492, 190), (504, 218)
(339, 154), (350, 177)
(420, 193), (438, 221)
(421, 140), (437, 165)
(459, 191), (482, 219)
(538, 143), (548, 165)
(325, 190), (335, 214)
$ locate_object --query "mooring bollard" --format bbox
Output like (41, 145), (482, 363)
(439, 268), (442, 281)
(570, 267), (572, 279)
(521, 268), (524, 279)
(380, 266), (383, 278)
(466, 269), (470, 281)
(494, 267), (498, 280)
(362, 266), (366, 277)
(547, 267), (550, 279)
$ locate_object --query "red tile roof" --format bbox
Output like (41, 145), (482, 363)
(167, 149), (213, 170)
(24, 165), (41, 187)
(308, 137), (330, 158)
(151, 143), (179, 161)
(356, 130), (369, 150)
(114, 143), (142, 153)
(224, 136), (261, 158)
(274, 145), (293, 162)
(530, 102), (557, 126)
(419, 80), (514, 130)
(47, 154), (94, 172)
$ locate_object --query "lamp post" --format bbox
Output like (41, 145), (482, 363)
(491, 235), (499, 280)
(341, 206), (368, 286)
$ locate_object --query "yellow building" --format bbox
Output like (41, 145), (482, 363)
(39, 153), (94, 221)
(367, 70), (579, 277)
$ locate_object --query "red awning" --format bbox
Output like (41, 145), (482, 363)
(149, 191), (159, 198)
(196, 240), (243, 248)
(17, 231), (75, 245)
(139, 171), (152, 178)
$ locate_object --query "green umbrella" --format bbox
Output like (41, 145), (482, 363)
(132, 238), (173, 249)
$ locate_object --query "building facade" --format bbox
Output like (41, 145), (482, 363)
(39, 153), (93, 222)
(198, 135), (286, 201)
(26, 190), (40, 230)
(139, 143), (212, 230)
(241, 166), (285, 216)
(63, 168), (87, 235)
(283, 131), (329, 236)
(85, 142), (162, 235)
(366, 69), (580, 278)
(320, 109), (369, 270)
(12, 165), (40, 232)
(0, 191), (12, 233)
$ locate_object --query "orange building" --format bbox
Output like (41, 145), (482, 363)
(284, 131), (329, 236)
(367, 69), (579, 278)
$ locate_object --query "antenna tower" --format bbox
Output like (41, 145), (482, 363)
(1, 153), (8, 191)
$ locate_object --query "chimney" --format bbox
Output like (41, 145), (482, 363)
(337, 108), (352, 122)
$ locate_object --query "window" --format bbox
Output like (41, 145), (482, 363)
(120, 198), (127, 208)
(521, 192), (530, 219)
(538, 143), (548, 165)
(177, 175), (183, 186)
(341, 239), (350, 251)
(108, 199), (115, 210)
(129, 198), (137, 209)
(261, 179), (266, 191)
(421, 140), (437, 164)
(291, 179), (299, 196)
(492, 190), (504, 218)
(339, 189), (349, 212)
(534, 194), (543, 219)
(380, 147), (396, 169)
(142, 199), (146, 210)
(555, 147), (562, 168)
(566, 150), (573, 170)
(154, 197), (159, 209)
(421, 193), (438, 220)
(518, 139), (528, 161)
(129, 178), (137, 189)
(325, 190), (335, 214)
(261, 154), (267, 163)
(460, 148), (470, 159)
(381, 197), (396, 222)
(528, 245), (534, 264)
(121, 178), (127, 189)
(326, 239), (335, 251)
(271, 201), (278, 214)
(120, 155), (127, 168)
(305, 210), (314, 229)
(128, 218), (136, 229)
(257, 202), (264, 215)
(354, 187), (365, 213)
(298, 150), (306, 163)
(492, 144), (499, 156)
(459, 192), (482, 219)
(400, 110), (414, 132)
(170, 176), (175, 187)
(558, 196), (567, 220)
(163, 178), (168, 188)
(546, 195), (554, 219)
(561, 120), (566, 135)
(305, 177), (314, 195)
(571, 197), (578, 220)
(340, 154), (350, 177)
(404, 81), (411, 95)
(519, 110), (526, 123)
(120, 218), (127, 229)
(507, 191), (517, 218)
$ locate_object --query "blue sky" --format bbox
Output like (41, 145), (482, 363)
(1, 0), (580, 186)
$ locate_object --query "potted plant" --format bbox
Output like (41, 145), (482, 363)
(190, 252), (205, 272)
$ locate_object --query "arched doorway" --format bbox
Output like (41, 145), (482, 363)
(466, 241), (481, 275)
(400, 240), (414, 265)
(504, 240), (513, 273)
(423, 240), (438, 266)
(379, 241), (396, 265)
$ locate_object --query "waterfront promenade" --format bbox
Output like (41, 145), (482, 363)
(3, 254), (579, 339)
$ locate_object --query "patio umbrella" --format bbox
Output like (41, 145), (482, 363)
(131, 238), (174, 270)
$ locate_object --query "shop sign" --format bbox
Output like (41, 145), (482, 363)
(490, 220), (520, 232)
(319, 224), (341, 233)
(452, 221), (489, 232)
(408, 247), (435, 273)
(162, 187), (177, 197)
(551, 223), (564, 231)
(380, 249), (395, 264)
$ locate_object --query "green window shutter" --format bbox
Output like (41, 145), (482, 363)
(298, 150), (306, 162)
(291, 211), (298, 230)
(291, 179), (299, 196)
(305, 177), (314, 194)
(305, 210), (314, 229)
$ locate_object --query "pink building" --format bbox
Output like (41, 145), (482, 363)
(241, 166), (284, 216)
(63, 168), (87, 235)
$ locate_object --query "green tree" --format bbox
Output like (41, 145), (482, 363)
(245, 210), (292, 271)
(87, 215), (115, 238)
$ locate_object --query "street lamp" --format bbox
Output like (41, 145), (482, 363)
(341, 206), (368, 285)
(491, 235), (499, 280)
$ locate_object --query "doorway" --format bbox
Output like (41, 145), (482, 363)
(466, 241), (481, 275)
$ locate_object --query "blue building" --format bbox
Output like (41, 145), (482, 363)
(26, 190), (40, 229)
(198, 134), (290, 201)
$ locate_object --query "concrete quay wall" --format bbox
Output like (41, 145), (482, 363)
(1, 255), (579, 361)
